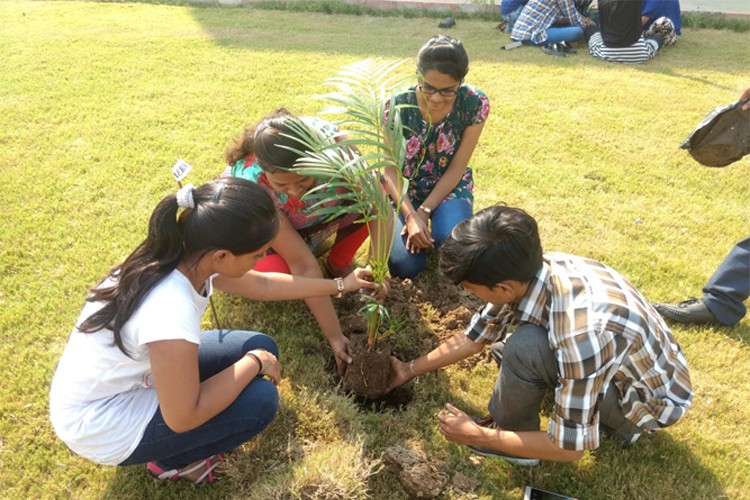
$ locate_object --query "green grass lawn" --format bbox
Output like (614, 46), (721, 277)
(1, 1), (749, 498)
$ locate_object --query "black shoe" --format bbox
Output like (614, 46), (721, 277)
(653, 298), (720, 325)
(541, 43), (567, 57)
(558, 41), (577, 54)
(466, 415), (541, 466)
(438, 16), (456, 28)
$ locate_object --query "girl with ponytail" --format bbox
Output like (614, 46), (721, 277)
(50, 178), (378, 483)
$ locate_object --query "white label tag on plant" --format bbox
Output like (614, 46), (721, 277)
(172, 159), (192, 183)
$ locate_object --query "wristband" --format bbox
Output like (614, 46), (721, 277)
(405, 211), (416, 221)
(418, 205), (432, 215)
(246, 351), (263, 374)
(334, 277), (345, 298)
(408, 359), (416, 377)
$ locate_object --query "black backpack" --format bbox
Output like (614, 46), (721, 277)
(681, 99), (750, 168)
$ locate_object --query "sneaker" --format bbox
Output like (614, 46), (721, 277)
(644, 16), (677, 45)
(467, 415), (541, 466)
(540, 43), (567, 57)
(653, 298), (720, 325)
(559, 41), (577, 54)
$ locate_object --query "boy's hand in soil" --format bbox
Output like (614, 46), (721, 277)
(386, 356), (414, 392)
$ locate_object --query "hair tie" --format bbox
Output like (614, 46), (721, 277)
(176, 183), (196, 209)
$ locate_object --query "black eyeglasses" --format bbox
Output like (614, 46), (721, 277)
(417, 80), (460, 98)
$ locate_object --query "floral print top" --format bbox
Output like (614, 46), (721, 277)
(230, 117), (361, 253)
(389, 84), (490, 207)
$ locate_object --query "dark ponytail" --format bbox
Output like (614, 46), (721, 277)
(78, 178), (280, 356)
(225, 108), (308, 173)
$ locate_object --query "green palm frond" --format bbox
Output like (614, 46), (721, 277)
(279, 58), (417, 345)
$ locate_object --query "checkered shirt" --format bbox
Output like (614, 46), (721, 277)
(464, 252), (693, 451)
(511, 0), (588, 45)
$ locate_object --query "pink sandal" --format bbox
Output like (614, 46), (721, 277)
(146, 454), (224, 484)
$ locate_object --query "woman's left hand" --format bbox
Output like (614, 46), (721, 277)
(403, 211), (434, 253)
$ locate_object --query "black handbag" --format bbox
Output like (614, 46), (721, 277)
(680, 99), (750, 167)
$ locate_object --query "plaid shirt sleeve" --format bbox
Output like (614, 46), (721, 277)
(560, 0), (587, 29)
(464, 303), (517, 344)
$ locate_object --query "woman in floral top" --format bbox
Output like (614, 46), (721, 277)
(385, 35), (490, 279)
(225, 109), (391, 374)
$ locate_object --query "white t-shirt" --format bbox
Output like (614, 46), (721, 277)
(50, 270), (211, 465)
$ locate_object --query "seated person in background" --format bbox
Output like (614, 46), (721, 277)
(387, 205), (693, 466)
(586, 0), (664, 64)
(500, 0), (529, 32)
(511, 0), (595, 46)
(642, 0), (681, 45)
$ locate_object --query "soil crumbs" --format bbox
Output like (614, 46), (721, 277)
(334, 272), (490, 370)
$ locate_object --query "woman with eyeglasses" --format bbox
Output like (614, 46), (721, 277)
(383, 35), (490, 279)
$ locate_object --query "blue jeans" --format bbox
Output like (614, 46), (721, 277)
(388, 198), (472, 279)
(120, 330), (279, 469)
(487, 323), (642, 441)
(703, 237), (750, 326)
(501, 5), (524, 32)
(522, 26), (584, 45)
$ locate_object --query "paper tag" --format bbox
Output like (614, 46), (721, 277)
(171, 159), (192, 183)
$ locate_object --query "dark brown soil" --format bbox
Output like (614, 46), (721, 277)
(333, 272), (490, 402)
(342, 333), (392, 399)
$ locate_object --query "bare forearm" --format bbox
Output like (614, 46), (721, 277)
(478, 429), (583, 462)
(411, 332), (484, 376)
(421, 123), (483, 211)
(384, 166), (417, 218)
(215, 271), (340, 301)
(421, 163), (466, 210)
(305, 296), (345, 341)
(167, 355), (261, 432)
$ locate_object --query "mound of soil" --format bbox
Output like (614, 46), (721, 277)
(333, 273), (490, 400)
(342, 333), (392, 399)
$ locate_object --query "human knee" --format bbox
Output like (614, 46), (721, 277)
(243, 379), (280, 427)
(388, 255), (426, 279)
(244, 333), (279, 359)
(503, 324), (550, 366)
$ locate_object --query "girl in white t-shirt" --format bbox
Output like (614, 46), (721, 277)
(50, 178), (378, 484)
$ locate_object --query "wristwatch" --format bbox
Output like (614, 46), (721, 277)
(333, 277), (345, 298)
(418, 205), (432, 215)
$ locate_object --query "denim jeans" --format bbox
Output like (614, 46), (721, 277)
(388, 198), (472, 279)
(703, 236), (750, 326)
(501, 5), (524, 32)
(120, 330), (280, 469)
(523, 26), (584, 45)
(487, 323), (642, 441)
